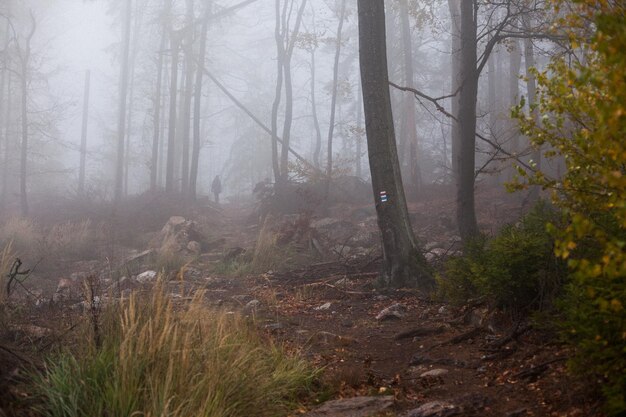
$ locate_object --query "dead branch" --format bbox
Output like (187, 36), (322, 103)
(394, 325), (446, 341)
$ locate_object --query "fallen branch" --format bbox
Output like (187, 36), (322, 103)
(513, 357), (567, 380)
(428, 326), (484, 351)
(394, 325), (446, 341)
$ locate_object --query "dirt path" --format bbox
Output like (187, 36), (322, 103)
(191, 202), (597, 417)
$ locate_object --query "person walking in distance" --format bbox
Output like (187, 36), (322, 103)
(211, 175), (222, 204)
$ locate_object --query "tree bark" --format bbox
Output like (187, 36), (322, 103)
(180, 0), (195, 194)
(190, 1), (212, 200)
(78, 70), (90, 195)
(150, 3), (167, 191)
(115, 0), (132, 202)
(165, 30), (181, 194)
(270, 0), (286, 184)
(447, 0), (461, 184)
(325, 0), (346, 193)
(310, 47), (322, 169)
(279, 0), (307, 185)
(456, 0), (479, 243)
(399, 0), (420, 196)
(18, 11), (36, 216)
(357, 0), (431, 288)
(523, 15), (540, 202)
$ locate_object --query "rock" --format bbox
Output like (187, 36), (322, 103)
(243, 299), (260, 314)
(376, 303), (407, 321)
(374, 295), (389, 301)
(151, 216), (206, 255)
(232, 294), (250, 303)
(303, 396), (394, 417)
(420, 369), (449, 378)
(223, 247), (246, 262)
(264, 322), (283, 331)
(401, 401), (459, 417)
(187, 241), (201, 254)
(314, 302), (332, 311)
(310, 331), (356, 346)
(136, 270), (158, 284)
(53, 278), (81, 302)
(123, 249), (156, 274)
(437, 305), (448, 315)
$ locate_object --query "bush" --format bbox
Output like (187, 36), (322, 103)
(511, 2), (626, 412)
(31, 286), (317, 417)
(438, 202), (567, 313)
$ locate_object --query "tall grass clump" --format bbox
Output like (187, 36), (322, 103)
(45, 220), (97, 260)
(251, 217), (280, 273)
(32, 285), (317, 417)
(0, 217), (41, 257)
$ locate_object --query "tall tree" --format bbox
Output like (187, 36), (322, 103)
(78, 70), (90, 195)
(325, 0), (346, 192)
(150, 0), (168, 191)
(165, 28), (181, 193)
(357, 0), (431, 288)
(114, 0), (132, 202)
(455, 0), (479, 242)
(399, 0), (420, 196)
(279, 0), (307, 185)
(16, 11), (36, 216)
(190, 0), (213, 200)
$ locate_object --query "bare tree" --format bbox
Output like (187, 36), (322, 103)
(114, 0), (132, 202)
(357, 0), (431, 288)
(15, 10), (36, 215)
(78, 70), (90, 195)
(325, 0), (346, 194)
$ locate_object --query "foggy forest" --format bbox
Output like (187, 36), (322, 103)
(0, 0), (624, 416)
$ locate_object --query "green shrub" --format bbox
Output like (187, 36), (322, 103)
(31, 286), (317, 417)
(438, 202), (567, 313)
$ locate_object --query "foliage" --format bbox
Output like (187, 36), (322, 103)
(512, 1), (626, 413)
(437, 202), (566, 313)
(31, 286), (317, 417)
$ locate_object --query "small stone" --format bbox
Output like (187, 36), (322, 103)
(376, 303), (407, 321)
(187, 241), (201, 254)
(315, 302), (332, 311)
(243, 299), (260, 314)
(420, 368), (449, 378)
(136, 270), (158, 284)
(438, 305), (447, 314)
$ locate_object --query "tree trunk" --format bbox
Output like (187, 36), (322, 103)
(1, 62), (10, 209)
(447, 0), (461, 184)
(180, 0), (195, 194)
(0, 20), (9, 209)
(310, 47), (322, 169)
(456, 0), (479, 243)
(357, 0), (432, 289)
(115, 0), (132, 202)
(356, 81), (363, 178)
(399, 0), (420, 196)
(523, 15), (541, 202)
(18, 12), (36, 216)
(190, 1), (212, 200)
(325, 0), (346, 194)
(150, 5), (167, 191)
(270, 0), (286, 184)
(78, 70), (90, 195)
(165, 30), (181, 194)
(279, 0), (308, 185)
(508, 38), (522, 162)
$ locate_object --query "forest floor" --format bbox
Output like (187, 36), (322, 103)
(0, 186), (603, 416)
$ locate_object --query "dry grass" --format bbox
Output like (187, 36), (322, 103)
(0, 217), (41, 256)
(251, 217), (280, 273)
(31, 284), (317, 417)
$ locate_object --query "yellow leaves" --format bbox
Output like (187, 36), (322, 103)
(610, 299), (623, 312)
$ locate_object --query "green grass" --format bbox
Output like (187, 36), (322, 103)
(31, 285), (318, 417)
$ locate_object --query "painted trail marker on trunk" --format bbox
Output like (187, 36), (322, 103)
(380, 191), (388, 203)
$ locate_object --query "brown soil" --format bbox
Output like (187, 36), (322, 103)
(0, 186), (603, 416)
